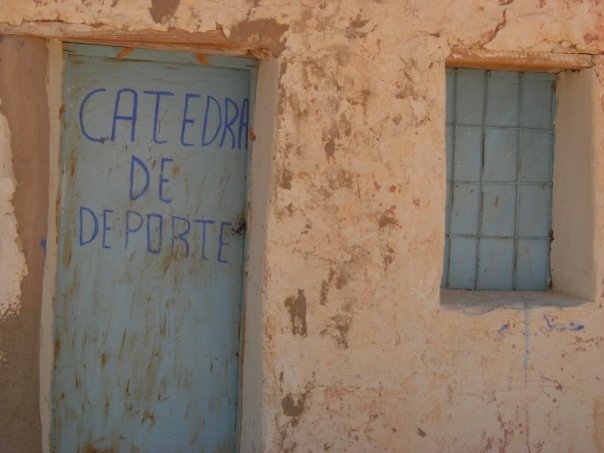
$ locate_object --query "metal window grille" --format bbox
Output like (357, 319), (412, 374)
(442, 68), (555, 290)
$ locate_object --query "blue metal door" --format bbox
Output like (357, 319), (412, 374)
(52, 44), (255, 452)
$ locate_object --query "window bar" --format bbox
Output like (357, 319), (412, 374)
(474, 70), (488, 290)
(546, 77), (556, 289)
(512, 72), (523, 290)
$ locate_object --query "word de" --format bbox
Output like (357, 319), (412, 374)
(129, 154), (174, 204)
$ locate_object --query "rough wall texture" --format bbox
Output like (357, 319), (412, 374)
(0, 36), (49, 453)
(0, 92), (26, 338)
(1, 1), (604, 452)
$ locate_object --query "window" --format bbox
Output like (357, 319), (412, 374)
(442, 68), (555, 291)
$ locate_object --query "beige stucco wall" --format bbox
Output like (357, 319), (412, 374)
(1, 1), (604, 452)
(0, 36), (49, 453)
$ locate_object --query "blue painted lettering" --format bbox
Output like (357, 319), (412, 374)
(79, 88), (107, 143)
(111, 88), (138, 142)
(180, 93), (201, 147)
(78, 206), (240, 263)
(102, 209), (113, 249)
(159, 157), (173, 204)
(146, 213), (163, 254)
(129, 155), (150, 201)
(201, 95), (222, 146)
(238, 98), (250, 150)
(79, 88), (249, 149)
(79, 206), (99, 246)
(218, 221), (231, 263)
(171, 216), (191, 257)
(194, 219), (215, 260)
(125, 210), (143, 249)
(220, 98), (239, 149)
(143, 90), (175, 144)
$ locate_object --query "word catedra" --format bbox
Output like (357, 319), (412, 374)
(79, 87), (250, 150)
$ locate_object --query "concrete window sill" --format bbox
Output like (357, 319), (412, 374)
(440, 288), (590, 314)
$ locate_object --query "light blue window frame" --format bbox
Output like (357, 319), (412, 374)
(442, 68), (555, 291)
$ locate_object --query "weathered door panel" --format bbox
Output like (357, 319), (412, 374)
(52, 45), (255, 452)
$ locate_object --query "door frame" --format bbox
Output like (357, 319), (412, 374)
(39, 38), (275, 453)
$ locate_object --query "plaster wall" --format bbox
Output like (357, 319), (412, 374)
(0, 1), (603, 452)
(551, 69), (597, 300)
(0, 91), (26, 328)
(0, 36), (49, 452)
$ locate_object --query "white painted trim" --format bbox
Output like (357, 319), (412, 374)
(40, 38), (63, 453)
(550, 67), (599, 301)
(238, 57), (278, 451)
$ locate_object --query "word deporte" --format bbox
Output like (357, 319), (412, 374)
(79, 206), (238, 263)
(79, 88), (250, 150)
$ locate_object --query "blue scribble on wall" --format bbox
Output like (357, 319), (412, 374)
(498, 321), (510, 337)
(543, 314), (584, 332)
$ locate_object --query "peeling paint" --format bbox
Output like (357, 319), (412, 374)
(284, 289), (307, 337)
(320, 313), (351, 348)
(378, 206), (399, 229)
(149, 0), (180, 24)
(114, 47), (132, 59)
(0, 102), (27, 318)
(281, 390), (309, 426)
(228, 18), (290, 56)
